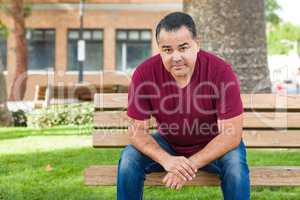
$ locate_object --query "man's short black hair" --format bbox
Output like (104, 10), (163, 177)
(155, 12), (197, 42)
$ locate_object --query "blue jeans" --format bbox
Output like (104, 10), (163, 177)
(117, 132), (250, 200)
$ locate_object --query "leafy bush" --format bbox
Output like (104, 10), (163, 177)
(26, 103), (93, 128)
(12, 109), (27, 127)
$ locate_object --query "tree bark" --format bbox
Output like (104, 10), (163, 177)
(184, 0), (271, 93)
(9, 0), (28, 100)
(0, 58), (12, 126)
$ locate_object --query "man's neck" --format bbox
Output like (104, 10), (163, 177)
(174, 74), (192, 88)
(173, 65), (195, 88)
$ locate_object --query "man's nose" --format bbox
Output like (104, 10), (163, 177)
(171, 50), (182, 62)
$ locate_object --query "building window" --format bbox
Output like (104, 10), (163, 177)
(0, 29), (7, 70)
(67, 29), (103, 71)
(116, 29), (152, 72)
(27, 29), (55, 70)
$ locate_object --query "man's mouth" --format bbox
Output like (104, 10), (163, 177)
(173, 65), (185, 70)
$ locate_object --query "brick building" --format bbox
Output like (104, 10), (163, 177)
(0, 0), (182, 100)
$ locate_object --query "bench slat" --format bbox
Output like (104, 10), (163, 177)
(84, 165), (300, 186)
(94, 111), (300, 129)
(92, 130), (300, 148)
(94, 93), (300, 110)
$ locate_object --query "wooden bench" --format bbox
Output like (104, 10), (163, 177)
(84, 93), (300, 186)
(33, 84), (128, 109)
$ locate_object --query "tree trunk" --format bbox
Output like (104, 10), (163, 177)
(184, 0), (271, 93)
(0, 58), (12, 126)
(9, 0), (28, 100)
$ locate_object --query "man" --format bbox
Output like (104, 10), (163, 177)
(117, 12), (250, 200)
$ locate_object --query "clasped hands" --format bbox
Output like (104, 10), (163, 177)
(161, 156), (198, 190)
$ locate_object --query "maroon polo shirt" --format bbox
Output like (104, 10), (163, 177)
(127, 50), (243, 157)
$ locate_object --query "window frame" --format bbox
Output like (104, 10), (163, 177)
(26, 28), (56, 72)
(67, 28), (104, 72)
(116, 29), (152, 72)
(0, 29), (8, 71)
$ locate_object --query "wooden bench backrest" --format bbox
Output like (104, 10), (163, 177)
(34, 84), (128, 101)
(92, 93), (300, 148)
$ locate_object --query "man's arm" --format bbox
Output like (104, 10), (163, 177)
(189, 113), (243, 169)
(128, 118), (169, 166)
(162, 113), (243, 190)
(128, 117), (197, 181)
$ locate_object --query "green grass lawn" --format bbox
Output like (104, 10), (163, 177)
(1, 147), (300, 200)
(0, 125), (92, 140)
(0, 127), (300, 199)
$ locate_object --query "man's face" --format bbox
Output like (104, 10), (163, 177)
(157, 26), (199, 79)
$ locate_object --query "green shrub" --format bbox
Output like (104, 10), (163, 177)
(26, 103), (93, 128)
(12, 109), (27, 127)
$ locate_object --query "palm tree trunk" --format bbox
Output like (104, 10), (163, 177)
(184, 0), (271, 93)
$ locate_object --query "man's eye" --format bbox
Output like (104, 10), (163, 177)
(163, 49), (172, 53)
(179, 46), (188, 51)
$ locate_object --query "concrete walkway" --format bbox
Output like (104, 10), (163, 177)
(0, 135), (92, 155)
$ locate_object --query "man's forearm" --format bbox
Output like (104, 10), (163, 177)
(129, 129), (171, 165)
(189, 133), (242, 169)
(189, 115), (243, 169)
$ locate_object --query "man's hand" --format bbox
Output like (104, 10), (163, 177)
(163, 172), (186, 190)
(162, 172), (188, 190)
(161, 155), (198, 181)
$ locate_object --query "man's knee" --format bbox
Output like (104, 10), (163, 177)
(219, 143), (249, 181)
(222, 161), (249, 183)
(118, 145), (145, 175)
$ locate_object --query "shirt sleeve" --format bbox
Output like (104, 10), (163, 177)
(127, 69), (152, 120)
(215, 64), (244, 120)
